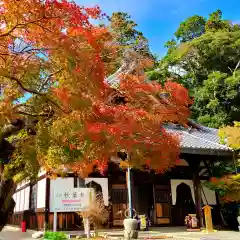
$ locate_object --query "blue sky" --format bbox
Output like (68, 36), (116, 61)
(76, 0), (240, 57)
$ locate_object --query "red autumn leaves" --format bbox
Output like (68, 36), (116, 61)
(0, 0), (192, 176)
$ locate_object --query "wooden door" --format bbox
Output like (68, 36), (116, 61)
(111, 184), (128, 226)
(153, 185), (171, 225)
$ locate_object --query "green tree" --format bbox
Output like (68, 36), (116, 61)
(174, 15), (206, 42)
(153, 9), (240, 127)
(109, 12), (153, 57)
(107, 12), (156, 72)
(192, 71), (240, 128)
(205, 122), (240, 203)
(205, 9), (236, 32)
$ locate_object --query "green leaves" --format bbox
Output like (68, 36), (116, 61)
(156, 9), (240, 128)
(43, 231), (67, 240)
(108, 11), (155, 72)
(192, 70), (240, 127)
(174, 15), (206, 42)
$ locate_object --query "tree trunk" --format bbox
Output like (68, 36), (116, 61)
(0, 179), (16, 231)
(0, 120), (25, 231)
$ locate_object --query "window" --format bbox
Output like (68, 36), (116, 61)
(30, 183), (37, 210)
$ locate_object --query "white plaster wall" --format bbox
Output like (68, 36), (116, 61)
(16, 191), (20, 212)
(19, 190), (24, 212)
(85, 178), (109, 206)
(16, 179), (30, 190)
(171, 179), (217, 206)
(37, 178), (46, 208)
(12, 186), (31, 212)
(201, 180), (217, 205)
(50, 177), (74, 212)
(24, 186), (30, 210)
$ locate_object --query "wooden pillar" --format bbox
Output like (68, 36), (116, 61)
(44, 177), (50, 228)
(186, 158), (203, 228)
(193, 166), (203, 227)
(73, 175), (78, 188)
(130, 170), (135, 215)
(108, 170), (113, 228)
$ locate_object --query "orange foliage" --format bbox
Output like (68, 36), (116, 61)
(0, 0), (192, 177)
(209, 175), (240, 203)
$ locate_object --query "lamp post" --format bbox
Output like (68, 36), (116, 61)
(118, 151), (138, 239)
(127, 167), (133, 218)
(117, 151), (133, 218)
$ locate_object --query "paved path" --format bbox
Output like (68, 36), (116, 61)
(0, 226), (239, 240)
(100, 227), (240, 240)
(0, 227), (33, 240)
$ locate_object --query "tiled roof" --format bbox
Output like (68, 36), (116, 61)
(164, 123), (233, 156)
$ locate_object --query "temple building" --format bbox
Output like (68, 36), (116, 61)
(8, 50), (234, 230)
(8, 123), (233, 230)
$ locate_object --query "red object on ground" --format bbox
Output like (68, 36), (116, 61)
(21, 220), (26, 232)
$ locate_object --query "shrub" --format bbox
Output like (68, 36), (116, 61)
(43, 231), (67, 240)
(77, 193), (109, 230)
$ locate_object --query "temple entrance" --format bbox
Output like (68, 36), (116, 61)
(111, 184), (128, 226)
(172, 182), (195, 226)
(153, 185), (171, 225)
(137, 183), (154, 219)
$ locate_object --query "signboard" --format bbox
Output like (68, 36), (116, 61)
(51, 187), (92, 212)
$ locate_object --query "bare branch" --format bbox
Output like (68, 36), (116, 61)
(0, 16), (61, 38)
(2, 75), (67, 113)
(16, 111), (50, 117)
(0, 18), (45, 38)
(2, 74), (45, 95)
(228, 66), (233, 73)
(38, 68), (63, 92)
(233, 60), (240, 77)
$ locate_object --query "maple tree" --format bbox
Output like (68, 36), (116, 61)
(150, 9), (240, 128)
(0, 0), (192, 230)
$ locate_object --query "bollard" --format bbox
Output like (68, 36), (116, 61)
(21, 220), (26, 232)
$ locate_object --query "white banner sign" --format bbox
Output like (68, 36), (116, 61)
(51, 187), (92, 212)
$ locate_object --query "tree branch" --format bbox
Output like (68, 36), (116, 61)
(2, 75), (67, 113)
(38, 68), (63, 92)
(3, 75), (45, 95)
(0, 119), (25, 142)
(0, 16), (61, 38)
(233, 60), (240, 77)
(16, 111), (50, 117)
(0, 17), (46, 38)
